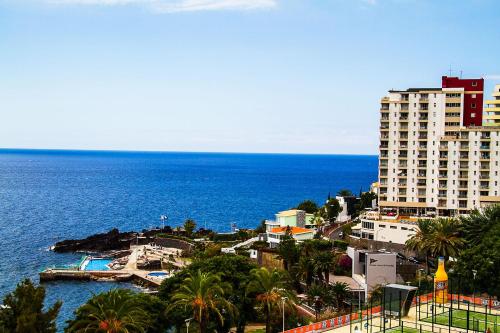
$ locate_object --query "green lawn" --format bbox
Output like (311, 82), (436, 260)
(422, 308), (499, 332)
(385, 327), (433, 333)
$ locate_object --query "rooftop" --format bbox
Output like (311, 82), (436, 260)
(276, 209), (303, 217)
(269, 226), (313, 234)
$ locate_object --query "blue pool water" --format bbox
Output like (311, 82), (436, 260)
(148, 272), (168, 277)
(83, 259), (112, 271)
(0, 149), (377, 329)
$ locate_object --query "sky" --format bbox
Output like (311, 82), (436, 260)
(0, 0), (499, 155)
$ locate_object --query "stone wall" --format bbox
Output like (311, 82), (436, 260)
(154, 237), (194, 252)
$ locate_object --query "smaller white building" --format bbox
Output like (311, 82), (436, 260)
(266, 226), (315, 248)
(347, 247), (397, 300)
(350, 211), (418, 245)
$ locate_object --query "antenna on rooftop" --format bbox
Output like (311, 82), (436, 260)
(448, 65), (453, 77)
(460, 70), (463, 79)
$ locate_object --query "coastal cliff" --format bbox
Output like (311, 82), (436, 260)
(52, 228), (137, 252)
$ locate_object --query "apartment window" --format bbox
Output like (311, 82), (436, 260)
(380, 224), (386, 228)
(472, 94), (477, 98)
(471, 103), (476, 108)
(472, 81), (477, 87)
(362, 221), (374, 230)
(471, 113), (476, 118)
(401, 227), (408, 231)
(390, 226), (397, 229)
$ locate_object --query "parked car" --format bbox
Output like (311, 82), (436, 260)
(408, 256), (420, 264)
(396, 252), (407, 260)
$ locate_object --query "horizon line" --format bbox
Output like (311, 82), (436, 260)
(0, 147), (378, 157)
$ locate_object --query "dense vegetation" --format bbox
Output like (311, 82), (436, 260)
(405, 205), (500, 297)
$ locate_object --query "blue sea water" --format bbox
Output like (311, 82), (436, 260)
(0, 149), (377, 329)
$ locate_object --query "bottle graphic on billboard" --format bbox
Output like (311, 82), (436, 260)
(434, 257), (448, 304)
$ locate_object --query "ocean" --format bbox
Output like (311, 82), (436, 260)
(0, 149), (377, 329)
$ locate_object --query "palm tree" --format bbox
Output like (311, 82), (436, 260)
(314, 252), (335, 284)
(169, 269), (234, 333)
(428, 218), (464, 260)
(405, 219), (435, 273)
(460, 206), (500, 246)
(298, 256), (315, 287)
(65, 289), (150, 333)
(246, 267), (295, 333)
(329, 282), (350, 311)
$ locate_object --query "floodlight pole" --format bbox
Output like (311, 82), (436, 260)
(282, 296), (288, 333)
(472, 269), (477, 312)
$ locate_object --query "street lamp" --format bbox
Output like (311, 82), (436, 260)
(472, 269), (477, 310)
(282, 296), (288, 332)
(185, 318), (192, 333)
(418, 268), (424, 291)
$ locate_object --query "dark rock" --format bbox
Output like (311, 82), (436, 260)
(53, 228), (138, 253)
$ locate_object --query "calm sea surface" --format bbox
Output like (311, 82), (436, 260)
(0, 149), (377, 328)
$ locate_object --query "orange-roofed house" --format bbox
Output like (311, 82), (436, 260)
(266, 225), (315, 248)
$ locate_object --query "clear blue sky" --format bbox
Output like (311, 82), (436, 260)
(1, 0), (499, 154)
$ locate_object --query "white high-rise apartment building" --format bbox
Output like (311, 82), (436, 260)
(353, 77), (500, 245)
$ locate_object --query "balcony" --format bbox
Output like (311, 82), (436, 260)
(480, 153), (490, 160)
(380, 124), (390, 130)
(460, 144), (469, 150)
(480, 145), (491, 150)
(417, 181), (427, 186)
(480, 163), (490, 170)
(438, 173), (448, 178)
(481, 133), (491, 139)
(459, 153), (469, 159)
(418, 172), (427, 177)
(417, 153), (427, 159)
(418, 162), (427, 168)
(439, 153), (449, 159)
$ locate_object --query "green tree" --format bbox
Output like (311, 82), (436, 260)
(428, 218), (464, 259)
(329, 282), (350, 311)
(298, 256), (315, 288)
(246, 267), (295, 333)
(405, 219), (435, 274)
(169, 270), (235, 333)
(356, 192), (377, 215)
(460, 206), (500, 246)
(455, 205), (500, 297)
(296, 200), (319, 214)
(313, 252), (335, 284)
(323, 198), (342, 223)
(276, 227), (299, 271)
(183, 219), (197, 237)
(65, 289), (151, 333)
(337, 189), (353, 197)
(254, 220), (267, 234)
(0, 279), (61, 333)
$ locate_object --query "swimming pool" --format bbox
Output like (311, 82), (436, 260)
(147, 272), (168, 277)
(81, 258), (112, 271)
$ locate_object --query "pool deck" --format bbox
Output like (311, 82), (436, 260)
(40, 245), (185, 287)
(39, 268), (165, 287)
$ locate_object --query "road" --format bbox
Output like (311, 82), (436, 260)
(324, 222), (348, 240)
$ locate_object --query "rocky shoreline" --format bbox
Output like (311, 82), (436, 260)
(51, 226), (210, 253)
